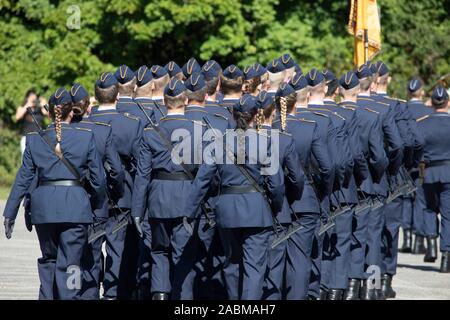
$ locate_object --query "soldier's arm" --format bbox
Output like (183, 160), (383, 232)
(131, 131), (153, 219)
(382, 107), (404, 175)
(86, 133), (107, 211)
(104, 128), (125, 200)
(368, 113), (389, 183)
(394, 102), (414, 168)
(3, 139), (36, 220)
(311, 124), (334, 197)
(283, 137), (305, 202)
(348, 113), (369, 186)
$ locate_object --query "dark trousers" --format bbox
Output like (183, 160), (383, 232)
(285, 212), (319, 300)
(423, 182), (450, 252)
(136, 216), (152, 298)
(150, 217), (197, 299)
(308, 224), (325, 298)
(381, 197), (403, 276)
(102, 209), (139, 299)
(263, 224), (289, 300)
(80, 235), (104, 300)
(364, 198), (385, 279)
(416, 185), (439, 237)
(35, 223), (87, 300)
(219, 227), (271, 300)
(349, 206), (371, 279)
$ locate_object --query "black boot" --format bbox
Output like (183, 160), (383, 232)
(137, 284), (151, 300)
(327, 289), (344, 300)
(424, 236), (438, 263)
(412, 235), (426, 254)
(440, 252), (450, 273)
(152, 292), (169, 300)
(344, 279), (361, 300)
(319, 288), (328, 300)
(360, 280), (377, 300)
(381, 274), (396, 299)
(399, 229), (413, 253)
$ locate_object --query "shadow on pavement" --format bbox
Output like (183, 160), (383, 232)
(397, 263), (440, 273)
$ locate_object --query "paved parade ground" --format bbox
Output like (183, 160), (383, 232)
(0, 200), (449, 300)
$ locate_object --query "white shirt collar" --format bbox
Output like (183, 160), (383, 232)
(120, 96), (132, 99)
(152, 96), (164, 100)
(324, 98), (335, 103)
(98, 104), (116, 111)
(377, 91), (387, 95)
(166, 112), (184, 116)
(308, 100), (324, 106)
(222, 97), (240, 101)
(135, 97), (153, 100)
(359, 92), (370, 97)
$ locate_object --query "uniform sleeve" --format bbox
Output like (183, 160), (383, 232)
(383, 105), (404, 175)
(409, 118), (425, 168)
(349, 113), (369, 186)
(3, 139), (36, 220)
(131, 131), (153, 219)
(131, 119), (144, 171)
(104, 128), (125, 201)
(394, 102), (414, 168)
(283, 138), (305, 202)
(86, 133), (106, 210)
(336, 120), (354, 189)
(368, 113), (389, 183)
(311, 124), (334, 197)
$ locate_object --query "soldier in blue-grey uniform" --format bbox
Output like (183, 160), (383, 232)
(258, 90), (305, 300)
(265, 58), (286, 100)
(341, 65), (388, 300)
(243, 64), (264, 97)
(218, 65), (245, 127)
(183, 72), (228, 299)
(417, 86), (450, 273)
(357, 61), (404, 300)
(202, 60), (226, 117)
(273, 83), (334, 300)
(89, 72), (143, 299)
(3, 88), (106, 299)
(279, 53), (297, 83)
(183, 94), (285, 300)
(131, 79), (203, 300)
(69, 83), (125, 300)
(400, 78), (438, 261)
(182, 57), (202, 79)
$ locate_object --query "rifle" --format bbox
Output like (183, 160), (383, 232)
(136, 101), (216, 229)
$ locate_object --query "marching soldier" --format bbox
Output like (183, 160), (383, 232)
(279, 53), (296, 83)
(69, 83), (125, 300)
(182, 57), (202, 79)
(149, 65), (171, 123)
(273, 83), (334, 299)
(202, 60), (223, 105)
(243, 65), (263, 96)
(89, 72), (143, 299)
(218, 65), (245, 127)
(165, 61), (184, 80)
(131, 79), (202, 300)
(3, 88), (106, 299)
(258, 90), (305, 300)
(184, 93), (285, 300)
(265, 58), (286, 99)
(402, 78), (439, 260)
(417, 86), (450, 273)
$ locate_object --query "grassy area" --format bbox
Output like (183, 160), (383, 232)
(0, 186), (11, 200)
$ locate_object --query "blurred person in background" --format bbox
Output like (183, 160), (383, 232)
(15, 89), (48, 154)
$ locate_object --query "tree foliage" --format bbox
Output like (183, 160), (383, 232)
(0, 0), (449, 126)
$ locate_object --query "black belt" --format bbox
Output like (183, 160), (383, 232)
(40, 180), (82, 187)
(152, 171), (193, 181)
(221, 185), (259, 194)
(425, 160), (450, 168)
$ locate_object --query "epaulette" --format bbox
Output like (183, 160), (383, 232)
(313, 112), (328, 117)
(279, 131), (292, 137)
(27, 131), (38, 135)
(378, 101), (390, 106)
(365, 108), (379, 114)
(192, 120), (206, 127)
(416, 115), (430, 122)
(213, 113), (228, 120)
(333, 113), (345, 121)
(89, 112), (118, 117)
(299, 118), (316, 123)
(94, 121), (111, 127)
(160, 117), (188, 122)
(144, 127), (154, 131)
(357, 97), (373, 101)
(340, 105), (356, 111)
(124, 113), (140, 121)
(186, 108), (207, 114)
(75, 127), (92, 132)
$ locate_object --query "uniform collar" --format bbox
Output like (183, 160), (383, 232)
(358, 92), (370, 97)
(135, 96), (153, 100)
(260, 124), (272, 129)
(97, 104), (117, 111)
(119, 96), (133, 100)
(308, 100), (324, 106)
(324, 98), (335, 103)
(432, 111), (450, 117)
(165, 113), (185, 117)
(152, 96), (164, 101)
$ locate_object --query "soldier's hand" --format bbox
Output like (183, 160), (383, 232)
(134, 217), (143, 238)
(4, 218), (15, 239)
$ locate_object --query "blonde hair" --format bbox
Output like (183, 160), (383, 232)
(280, 97), (287, 131)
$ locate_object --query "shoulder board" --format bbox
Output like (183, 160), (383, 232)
(144, 127), (154, 131)
(192, 120), (206, 127)
(94, 121), (111, 127)
(357, 97), (373, 101)
(27, 131), (38, 135)
(313, 112), (328, 117)
(160, 117), (188, 122)
(416, 115), (430, 122)
(340, 105), (356, 111)
(89, 112), (118, 117)
(398, 98), (407, 103)
(123, 113), (140, 121)
(333, 113), (345, 120)
(379, 101), (390, 106)
(213, 113), (228, 120)
(75, 127), (92, 132)
(364, 108), (379, 114)
(279, 131), (292, 137)
(186, 109), (207, 114)
(299, 119), (316, 123)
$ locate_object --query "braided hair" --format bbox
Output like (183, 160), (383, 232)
(49, 100), (73, 158)
(275, 91), (296, 132)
